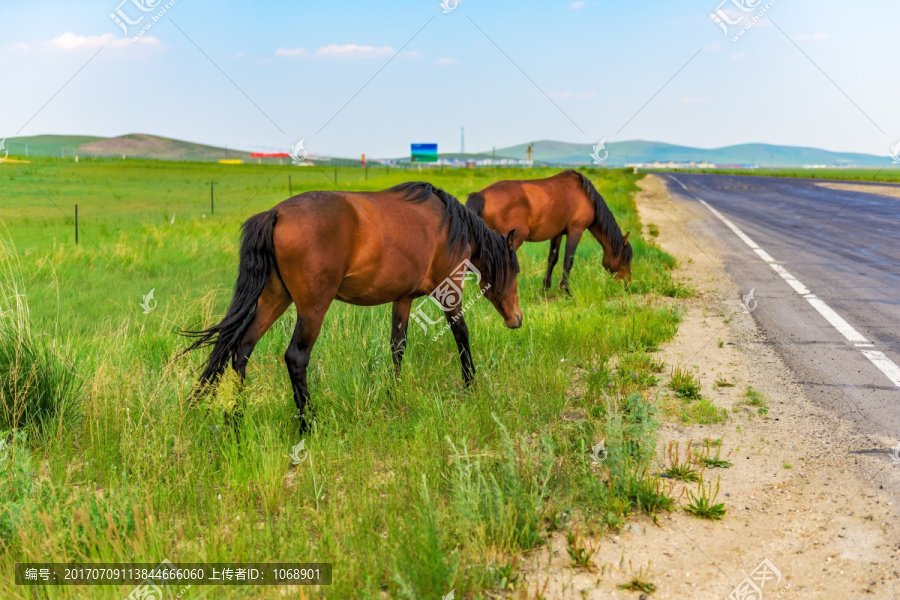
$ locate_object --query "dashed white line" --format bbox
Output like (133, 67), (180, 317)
(861, 351), (900, 387)
(804, 297), (869, 344)
(669, 177), (900, 389)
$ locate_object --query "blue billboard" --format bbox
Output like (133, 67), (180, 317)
(411, 143), (438, 163)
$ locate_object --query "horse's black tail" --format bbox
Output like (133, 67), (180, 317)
(465, 191), (486, 218)
(182, 209), (279, 388)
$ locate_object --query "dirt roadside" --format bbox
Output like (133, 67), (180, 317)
(517, 175), (900, 600)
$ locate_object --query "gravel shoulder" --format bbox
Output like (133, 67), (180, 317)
(516, 174), (900, 600)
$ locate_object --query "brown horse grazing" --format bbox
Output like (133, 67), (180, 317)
(183, 182), (522, 428)
(466, 170), (633, 293)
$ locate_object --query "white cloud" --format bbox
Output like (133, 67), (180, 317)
(233, 51), (244, 59)
(51, 32), (160, 51)
(731, 52), (747, 60)
(436, 57), (459, 66)
(794, 32), (828, 41)
(275, 47), (305, 57)
(571, 1), (587, 9)
(577, 91), (596, 99)
(549, 91), (572, 99)
(315, 44), (395, 59)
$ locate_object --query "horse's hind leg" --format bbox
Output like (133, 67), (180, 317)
(233, 274), (292, 380)
(543, 234), (563, 289)
(390, 298), (413, 379)
(285, 306), (329, 431)
(225, 275), (291, 436)
(560, 229), (584, 296)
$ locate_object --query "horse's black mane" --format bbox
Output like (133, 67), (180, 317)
(571, 171), (632, 262)
(389, 181), (519, 297)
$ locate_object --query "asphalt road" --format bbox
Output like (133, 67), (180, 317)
(660, 173), (900, 449)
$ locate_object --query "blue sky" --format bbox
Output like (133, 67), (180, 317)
(0, 0), (897, 159)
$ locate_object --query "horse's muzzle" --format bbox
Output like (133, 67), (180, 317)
(506, 312), (523, 329)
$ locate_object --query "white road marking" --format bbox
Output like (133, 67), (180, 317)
(669, 177), (900, 389)
(861, 351), (900, 387)
(804, 297), (869, 344)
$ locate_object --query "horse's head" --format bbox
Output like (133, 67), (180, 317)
(602, 231), (633, 283)
(483, 229), (523, 329)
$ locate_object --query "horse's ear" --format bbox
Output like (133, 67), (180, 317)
(506, 229), (517, 250)
(622, 231), (631, 248)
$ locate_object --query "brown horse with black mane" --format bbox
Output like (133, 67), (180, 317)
(466, 170), (633, 293)
(184, 182), (522, 429)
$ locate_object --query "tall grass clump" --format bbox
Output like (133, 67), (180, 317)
(0, 239), (80, 431)
(448, 416), (555, 555)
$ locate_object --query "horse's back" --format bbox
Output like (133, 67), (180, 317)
(272, 190), (447, 306)
(480, 172), (591, 242)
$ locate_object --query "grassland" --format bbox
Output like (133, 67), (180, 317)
(0, 159), (689, 599)
(661, 167), (900, 183)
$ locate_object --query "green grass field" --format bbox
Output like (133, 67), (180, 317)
(661, 167), (900, 183)
(0, 159), (689, 599)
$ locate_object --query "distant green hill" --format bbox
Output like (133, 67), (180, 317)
(2, 134), (249, 162)
(2, 135), (106, 158)
(495, 140), (892, 168)
(3, 134), (892, 168)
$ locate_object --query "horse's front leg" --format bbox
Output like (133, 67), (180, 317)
(560, 228), (585, 296)
(390, 298), (413, 379)
(445, 306), (475, 386)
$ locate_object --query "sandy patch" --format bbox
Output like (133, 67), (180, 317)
(515, 175), (900, 599)
(816, 181), (900, 200)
